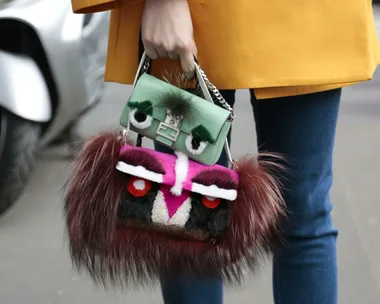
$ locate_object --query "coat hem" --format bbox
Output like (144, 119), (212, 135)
(104, 63), (378, 98)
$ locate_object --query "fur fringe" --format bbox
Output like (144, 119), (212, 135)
(64, 132), (131, 269)
(64, 134), (286, 289)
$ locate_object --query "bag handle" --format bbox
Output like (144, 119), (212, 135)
(130, 51), (237, 168)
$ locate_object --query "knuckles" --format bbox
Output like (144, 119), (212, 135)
(141, 35), (154, 46)
(143, 34), (193, 53)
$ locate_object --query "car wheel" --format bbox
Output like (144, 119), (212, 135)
(0, 108), (41, 215)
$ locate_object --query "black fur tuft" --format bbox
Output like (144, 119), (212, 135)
(157, 89), (198, 121)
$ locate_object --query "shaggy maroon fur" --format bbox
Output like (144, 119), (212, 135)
(64, 132), (130, 263)
(64, 132), (286, 288)
(192, 169), (238, 189)
(119, 149), (166, 174)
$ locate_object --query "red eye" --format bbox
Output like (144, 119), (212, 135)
(202, 196), (221, 209)
(127, 177), (152, 197)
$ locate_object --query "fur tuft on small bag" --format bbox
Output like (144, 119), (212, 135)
(64, 135), (286, 289)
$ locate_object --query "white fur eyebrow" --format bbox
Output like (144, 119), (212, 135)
(116, 161), (163, 183)
(191, 183), (237, 201)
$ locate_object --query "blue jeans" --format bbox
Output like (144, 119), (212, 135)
(156, 88), (341, 304)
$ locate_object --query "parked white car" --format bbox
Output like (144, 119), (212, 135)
(0, 0), (109, 215)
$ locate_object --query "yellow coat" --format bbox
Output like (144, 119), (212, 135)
(72, 0), (380, 99)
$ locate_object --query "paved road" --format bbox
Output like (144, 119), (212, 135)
(0, 9), (380, 304)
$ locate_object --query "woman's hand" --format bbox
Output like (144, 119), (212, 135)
(142, 0), (197, 78)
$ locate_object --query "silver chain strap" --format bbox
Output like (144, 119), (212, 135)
(138, 55), (235, 121)
(195, 63), (236, 120)
(140, 56), (150, 74)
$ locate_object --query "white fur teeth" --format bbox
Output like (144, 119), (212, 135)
(151, 191), (192, 228)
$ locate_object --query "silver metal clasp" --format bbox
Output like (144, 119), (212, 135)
(155, 110), (183, 146)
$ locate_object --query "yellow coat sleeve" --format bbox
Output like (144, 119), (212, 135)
(71, 0), (118, 13)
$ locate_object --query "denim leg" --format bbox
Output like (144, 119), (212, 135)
(157, 89), (236, 304)
(250, 89), (341, 304)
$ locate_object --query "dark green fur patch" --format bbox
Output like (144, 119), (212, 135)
(191, 125), (215, 144)
(128, 100), (153, 115)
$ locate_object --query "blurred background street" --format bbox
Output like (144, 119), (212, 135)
(0, 5), (379, 304)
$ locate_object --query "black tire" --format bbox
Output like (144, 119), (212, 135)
(0, 108), (41, 215)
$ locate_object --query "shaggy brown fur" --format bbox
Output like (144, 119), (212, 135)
(64, 132), (286, 289)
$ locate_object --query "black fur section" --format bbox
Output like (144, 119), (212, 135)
(117, 184), (229, 239)
(134, 112), (147, 123)
(117, 183), (160, 223)
(185, 193), (229, 239)
(191, 137), (201, 150)
(157, 89), (198, 120)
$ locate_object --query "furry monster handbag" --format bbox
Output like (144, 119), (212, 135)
(64, 57), (286, 288)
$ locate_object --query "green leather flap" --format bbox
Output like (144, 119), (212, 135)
(125, 74), (230, 143)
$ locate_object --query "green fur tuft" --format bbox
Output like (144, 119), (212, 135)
(191, 125), (215, 144)
(128, 100), (153, 115)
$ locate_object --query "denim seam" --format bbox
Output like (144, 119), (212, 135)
(273, 262), (280, 304)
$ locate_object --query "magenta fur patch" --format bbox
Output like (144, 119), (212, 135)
(161, 186), (190, 218)
(118, 145), (239, 201)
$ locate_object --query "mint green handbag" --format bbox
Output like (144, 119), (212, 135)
(119, 52), (236, 166)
